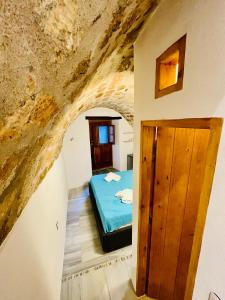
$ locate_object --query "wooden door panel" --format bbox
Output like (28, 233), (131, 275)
(136, 126), (156, 295)
(89, 120), (113, 170)
(148, 127), (176, 297)
(93, 145), (112, 169)
(100, 144), (112, 166)
(93, 147), (101, 166)
(158, 128), (195, 300)
(137, 118), (223, 300)
(148, 127), (211, 300)
(174, 129), (210, 300)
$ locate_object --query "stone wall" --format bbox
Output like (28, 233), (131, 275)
(0, 0), (158, 244)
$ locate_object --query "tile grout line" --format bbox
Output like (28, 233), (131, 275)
(62, 254), (132, 281)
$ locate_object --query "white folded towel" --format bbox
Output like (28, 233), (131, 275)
(115, 189), (133, 204)
(104, 172), (121, 182)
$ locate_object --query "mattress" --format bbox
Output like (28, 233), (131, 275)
(90, 170), (133, 233)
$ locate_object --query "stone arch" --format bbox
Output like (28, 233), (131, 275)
(0, 78), (134, 245)
(65, 71), (134, 128)
(0, 0), (157, 245)
(75, 93), (134, 125)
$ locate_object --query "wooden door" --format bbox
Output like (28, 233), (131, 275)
(147, 127), (210, 300)
(89, 120), (114, 170)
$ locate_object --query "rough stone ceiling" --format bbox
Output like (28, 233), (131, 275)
(0, 0), (158, 244)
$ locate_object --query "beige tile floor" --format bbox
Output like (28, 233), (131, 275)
(62, 186), (132, 277)
(61, 184), (155, 300)
(61, 255), (153, 300)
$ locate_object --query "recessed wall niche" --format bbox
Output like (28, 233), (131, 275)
(155, 34), (186, 99)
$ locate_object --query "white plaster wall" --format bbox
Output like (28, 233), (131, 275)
(62, 107), (133, 190)
(133, 0), (225, 299)
(117, 119), (134, 171)
(112, 118), (121, 170)
(0, 154), (68, 300)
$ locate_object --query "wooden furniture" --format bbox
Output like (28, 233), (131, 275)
(136, 118), (223, 300)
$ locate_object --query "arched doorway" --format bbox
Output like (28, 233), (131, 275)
(62, 107), (133, 192)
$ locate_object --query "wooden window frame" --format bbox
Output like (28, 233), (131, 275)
(136, 118), (223, 299)
(108, 125), (115, 144)
(155, 34), (186, 99)
(86, 116), (122, 120)
(89, 120), (115, 145)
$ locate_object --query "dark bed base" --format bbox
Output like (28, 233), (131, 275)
(88, 183), (132, 252)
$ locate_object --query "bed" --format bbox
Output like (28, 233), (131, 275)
(89, 170), (133, 252)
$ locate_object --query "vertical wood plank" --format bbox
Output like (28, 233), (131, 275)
(136, 118), (223, 300)
(158, 128), (195, 300)
(136, 125), (156, 297)
(147, 127), (175, 298)
(185, 121), (223, 300)
(174, 129), (210, 300)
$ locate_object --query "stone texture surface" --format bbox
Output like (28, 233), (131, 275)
(0, 0), (158, 244)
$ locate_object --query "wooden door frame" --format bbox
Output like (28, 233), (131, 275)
(136, 118), (223, 299)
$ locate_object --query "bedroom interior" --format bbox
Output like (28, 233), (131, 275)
(61, 107), (134, 280)
(1, 1), (225, 300)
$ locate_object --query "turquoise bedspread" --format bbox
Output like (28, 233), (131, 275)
(90, 170), (133, 233)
